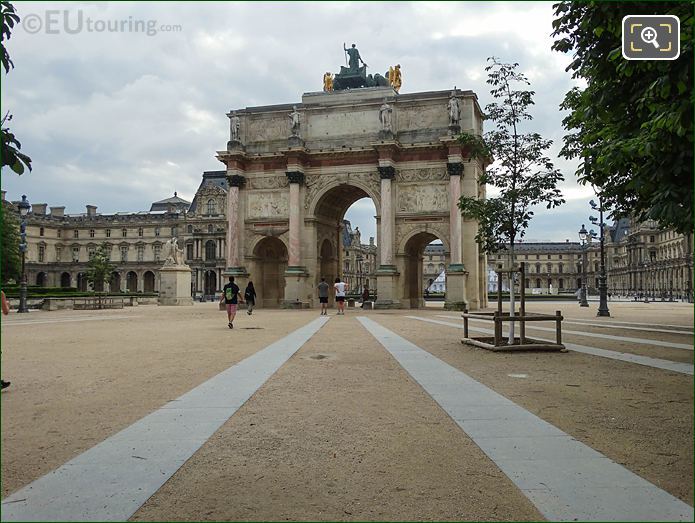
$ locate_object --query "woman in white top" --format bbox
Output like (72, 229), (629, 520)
(334, 277), (347, 315)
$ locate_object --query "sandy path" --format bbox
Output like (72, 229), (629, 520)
(131, 314), (543, 521)
(0, 305), (312, 498)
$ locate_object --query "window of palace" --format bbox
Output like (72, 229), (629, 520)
(171, 227), (178, 237)
(120, 246), (128, 262)
(138, 227), (143, 237)
(121, 228), (127, 237)
(154, 245), (161, 261)
(205, 240), (216, 260)
(186, 243), (193, 260)
(559, 278), (564, 289)
(188, 225), (193, 234)
(536, 264), (541, 273)
(73, 229), (79, 239)
(547, 263), (552, 273)
(39, 227), (44, 236)
(55, 246), (62, 261)
(536, 278), (541, 288)
(438, 264), (445, 272)
(207, 199), (216, 215)
(137, 245), (144, 262)
(524, 255), (528, 260)
(535, 254), (540, 260)
(547, 254), (551, 259)
(558, 263), (563, 274)
(72, 247), (79, 262)
(207, 224), (213, 234)
(88, 247), (95, 259)
(38, 245), (45, 262)
(106, 229), (111, 238)
(650, 235), (655, 242)
(57, 229), (62, 238)
(89, 229), (95, 238)
(155, 227), (160, 237)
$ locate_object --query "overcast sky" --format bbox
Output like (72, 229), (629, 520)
(2, 1), (598, 244)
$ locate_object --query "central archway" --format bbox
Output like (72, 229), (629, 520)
(310, 183), (379, 305)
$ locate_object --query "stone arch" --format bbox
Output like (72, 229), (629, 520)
(36, 272), (47, 287)
(110, 272), (122, 292)
(252, 236), (288, 307)
(400, 230), (449, 309)
(60, 272), (71, 288)
(144, 271), (156, 293)
(307, 179), (381, 219)
(396, 226), (450, 257)
(126, 271), (138, 293)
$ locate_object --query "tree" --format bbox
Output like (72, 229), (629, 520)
(1, 1), (32, 174)
(86, 245), (115, 292)
(458, 58), (564, 343)
(0, 203), (20, 283)
(552, 1), (693, 233)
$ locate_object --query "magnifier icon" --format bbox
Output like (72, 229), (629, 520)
(640, 26), (660, 48)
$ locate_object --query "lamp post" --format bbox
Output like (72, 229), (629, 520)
(578, 224), (590, 307)
(589, 197), (610, 316)
(17, 195), (31, 313)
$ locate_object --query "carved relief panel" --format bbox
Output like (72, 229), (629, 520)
(397, 184), (449, 213)
(247, 191), (289, 219)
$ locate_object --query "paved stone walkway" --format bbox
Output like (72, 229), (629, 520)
(359, 317), (693, 521)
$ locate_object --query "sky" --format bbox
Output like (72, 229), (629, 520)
(1, 1), (599, 244)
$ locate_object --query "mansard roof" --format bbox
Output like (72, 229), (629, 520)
(188, 171), (228, 214)
(149, 192), (191, 212)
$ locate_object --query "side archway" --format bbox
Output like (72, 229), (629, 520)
(253, 236), (288, 307)
(400, 231), (449, 309)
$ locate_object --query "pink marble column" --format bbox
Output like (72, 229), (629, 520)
(448, 162), (463, 265)
(285, 171), (304, 267)
(226, 175), (244, 268)
(378, 166), (395, 266)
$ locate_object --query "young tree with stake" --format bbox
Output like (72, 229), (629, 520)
(458, 57), (564, 344)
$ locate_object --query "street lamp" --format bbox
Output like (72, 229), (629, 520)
(589, 197), (610, 317)
(578, 224), (590, 307)
(17, 194), (31, 313)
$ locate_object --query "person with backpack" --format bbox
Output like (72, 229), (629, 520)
(244, 281), (257, 315)
(221, 276), (244, 329)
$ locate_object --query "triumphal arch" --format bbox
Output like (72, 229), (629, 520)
(216, 50), (487, 310)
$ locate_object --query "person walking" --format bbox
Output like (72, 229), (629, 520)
(1, 290), (10, 390)
(317, 278), (329, 315)
(361, 286), (370, 309)
(334, 277), (347, 315)
(221, 276), (244, 329)
(244, 281), (257, 315)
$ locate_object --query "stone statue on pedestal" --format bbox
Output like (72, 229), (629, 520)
(229, 111), (241, 142)
(378, 98), (394, 139)
(448, 90), (461, 132)
(344, 43), (367, 71)
(288, 106), (301, 137)
(162, 237), (186, 267)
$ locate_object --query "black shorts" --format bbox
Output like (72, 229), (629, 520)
(319, 297), (328, 304)
(336, 296), (345, 302)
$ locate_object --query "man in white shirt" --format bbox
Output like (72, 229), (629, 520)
(334, 277), (347, 315)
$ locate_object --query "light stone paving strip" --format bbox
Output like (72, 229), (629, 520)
(2, 315), (133, 326)
(409, 316), (693, 376)
(0, 316), (330, 522)
(563, 317), (694, 331)
(357, 316), (694, 522)
(556, 319), (693, 336)
(438, 315), (693, 351)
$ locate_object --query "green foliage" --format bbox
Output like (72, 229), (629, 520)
(0, 204), (20, 283)
(86, 245), (116, 291)
(1, 1), (32, 175)
(552, 1), (693, 233)
(458, 58), (565, 257)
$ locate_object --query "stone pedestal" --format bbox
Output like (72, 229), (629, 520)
(444, 264), (467, 310)
(159, 266), (193, 306)
(283, 266), (311, 308)
(374, 265), (400, 309)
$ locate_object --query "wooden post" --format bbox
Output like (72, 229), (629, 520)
(463, 308), (469, 338)
(519, 263), (526, 345)
(555, 310), (562, 345)
(493, 310), (501, 346)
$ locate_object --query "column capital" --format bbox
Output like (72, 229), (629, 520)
(447, 162), (464, 177)
(285, 171), (305, 184)
(227, 174), (246, 188)
(378, 166), (396, 180)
